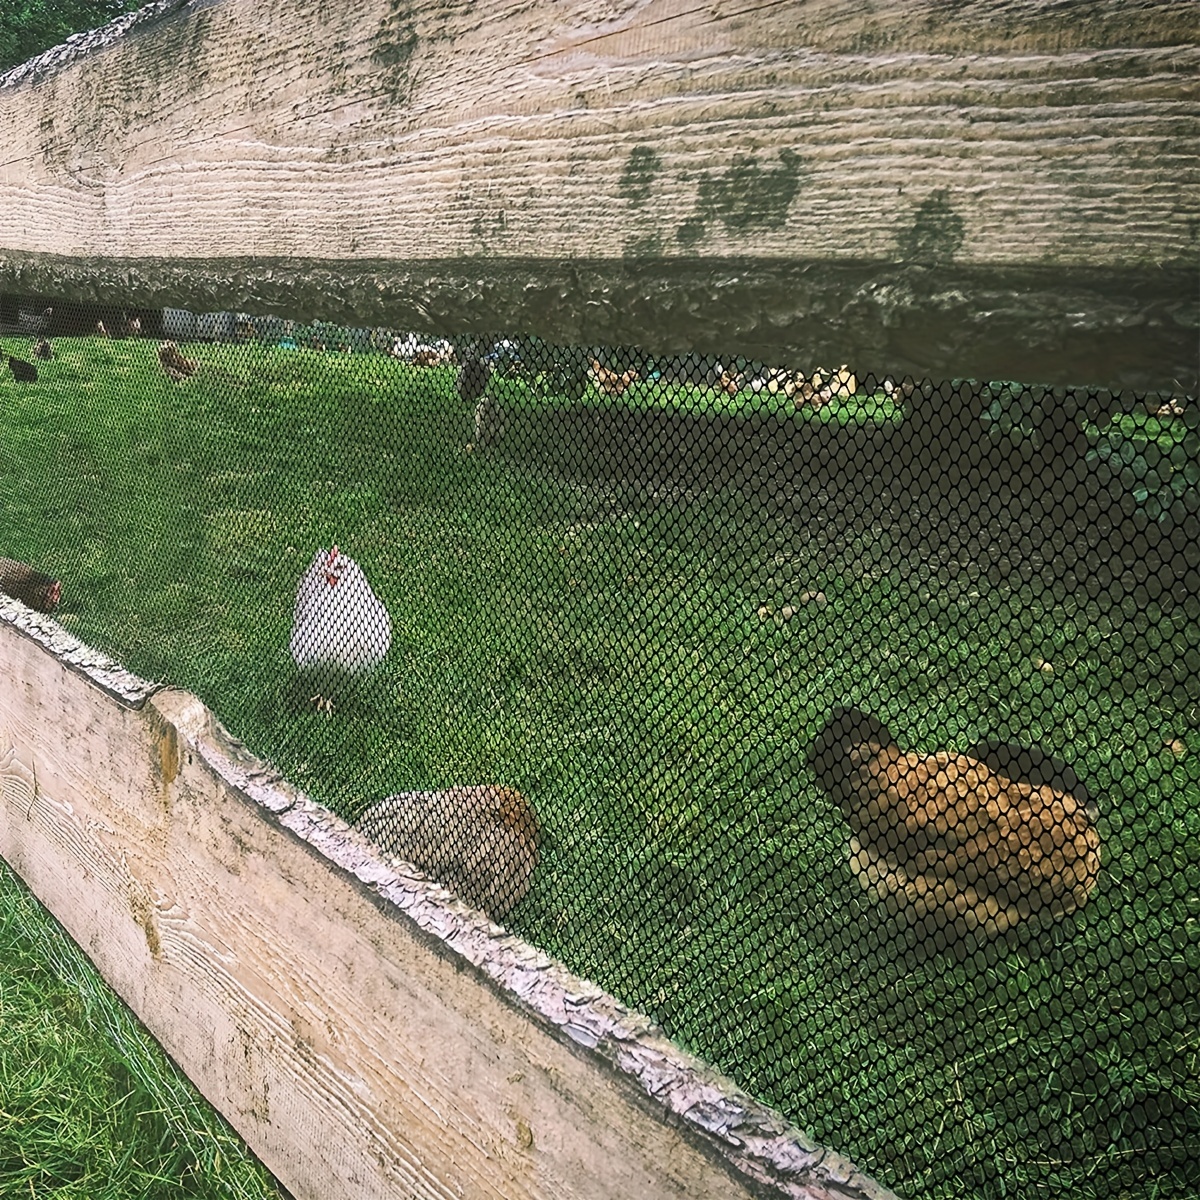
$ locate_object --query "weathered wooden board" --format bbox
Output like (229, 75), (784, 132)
(0, 596), (896, 1200)
(0, 0), (1196, 390)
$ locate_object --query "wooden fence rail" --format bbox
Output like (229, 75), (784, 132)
(0, 597), (896, 1200)
(0, 0), (1197, 390)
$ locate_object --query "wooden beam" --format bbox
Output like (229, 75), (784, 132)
(0, 0), (1196, 390)
(0, 597), (897, 1200)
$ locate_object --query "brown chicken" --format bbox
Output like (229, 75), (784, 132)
(32, 339), (53, 361)
(590, 359), (638, 396)
(718, 369), (745, 396)
(0, 558), (62, 612)
(158, 341), (198, 382)
(157, 341), (248, 387)
(809, 708), (1101, 942)
(356, 785), (539, 919)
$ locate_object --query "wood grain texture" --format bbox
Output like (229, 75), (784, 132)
(0, 595), (896, 1200)
(0, 0), (1196, 389)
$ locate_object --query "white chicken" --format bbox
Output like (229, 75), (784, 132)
(289, 545), (392, 711)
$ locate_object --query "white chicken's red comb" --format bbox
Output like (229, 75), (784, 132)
(324, 545), (342, 587)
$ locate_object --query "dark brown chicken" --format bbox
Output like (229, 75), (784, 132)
(356, 785), (540, 919)
(6, 355), (37, 383)
(32, 339), (53, 361)
(456, 355), (491, 406)
(0, 558), (62, 612)
(809, 708), (1101, 941)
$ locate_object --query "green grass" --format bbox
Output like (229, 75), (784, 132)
(1, 338), (1198, 1200)
(0, 861), (283, 1199)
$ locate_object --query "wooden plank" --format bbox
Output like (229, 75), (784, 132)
(0, 596), (897, 1200)
(0, 0), (1196, 391)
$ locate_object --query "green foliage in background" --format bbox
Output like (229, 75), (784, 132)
(0, 0), (141, 72)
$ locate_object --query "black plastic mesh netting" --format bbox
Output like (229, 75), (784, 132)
(2, 296), (1197, 1200)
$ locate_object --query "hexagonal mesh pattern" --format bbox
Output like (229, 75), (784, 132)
(2, 298), (1197, 1199)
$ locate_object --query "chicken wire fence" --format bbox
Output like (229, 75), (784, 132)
(1, 297), (1198, 1200)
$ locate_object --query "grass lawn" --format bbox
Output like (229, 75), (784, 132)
(1, 337), (1197, 1199)
(0, 860), (283, 1199)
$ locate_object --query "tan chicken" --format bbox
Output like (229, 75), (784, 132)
(717, 369), (745, 396)
(590, 359), (638, 396)
(356, 785), (540, 919)
(765, 367), (798, 397)
(157, 341), (198, 382)
(809, 708), (1101, 942)
(157, 341), (247, 388)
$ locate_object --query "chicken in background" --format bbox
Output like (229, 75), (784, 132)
(5, 351), (37, 383)
(808, 707), (1101, 945)
(590, 359), (638, 397)
(717, 368), (745, 396)
(830, 365), (857, 398)
(289, 546), (392, 712)
(158, 340), (247, 387)
(0, 558), (62, 613)
(469, 394), (505, 451)
(356, 784), (540, 919)
(456, 353), (492, 407)
(32, 339), (53, 361)
(1151, 396), (1186, 418)
(457, 352), (502, 451)
(752, 364), (860, 409)
(158, 340), (198, 382)
(158, 340), (198, 381)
